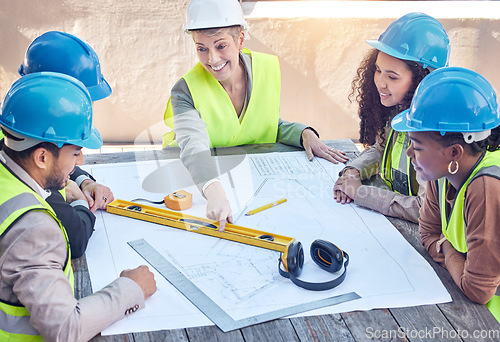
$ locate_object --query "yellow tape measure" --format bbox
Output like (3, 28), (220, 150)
(164, 190), (192, 210)
(107, 199), (295, 252)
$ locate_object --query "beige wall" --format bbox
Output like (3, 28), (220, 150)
(1, 1), (500, 144)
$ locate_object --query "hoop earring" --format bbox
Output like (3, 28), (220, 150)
(448, 161), (459, 175)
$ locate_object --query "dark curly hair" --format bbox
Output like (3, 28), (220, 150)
(428, 127), (500, 155)
(349, 49), (430, 147)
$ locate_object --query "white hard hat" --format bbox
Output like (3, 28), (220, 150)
(184, 0), (248, 31)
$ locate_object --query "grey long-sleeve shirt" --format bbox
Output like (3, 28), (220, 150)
(169, 52), (309, 192)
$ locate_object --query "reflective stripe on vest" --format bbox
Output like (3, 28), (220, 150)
(0, 161), (73, 340)
(162, 48), (280, 148)
(0, 193), (40, 238)
(436, 151), (500, 323)
(0, 304), (40, 339)
(381, 129), (417, 196)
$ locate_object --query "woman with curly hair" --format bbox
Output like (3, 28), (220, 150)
(334, 12), (450, 223)
(391, 67), (500, 322)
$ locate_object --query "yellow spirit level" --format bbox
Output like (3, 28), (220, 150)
(107, 199), (295, 252)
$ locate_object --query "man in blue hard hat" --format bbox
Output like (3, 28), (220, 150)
(0, 72), (156, 341)
(9, 31), (115, 258)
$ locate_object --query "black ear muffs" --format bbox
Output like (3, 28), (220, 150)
(279, 239), (349, 291)
(280, 241), (304, 277)
(310, 239), (349, 272)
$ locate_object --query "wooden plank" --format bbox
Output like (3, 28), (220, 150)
(437, 295), (499, 342)
(89, 333), (135, 341)
(342, 309), (408, 342)
(390, 305), (461, 342)
(185, 325), (244, 342)
(240, 319), (300, 342)
(73, 256), (93, 300)
(290, 314), (356, 342)
(133, 329), (189, 342)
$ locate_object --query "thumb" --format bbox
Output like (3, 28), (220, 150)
(84, 191), (97, 212)
(84, 190), (94, 207)
(305, 146), (314, 161)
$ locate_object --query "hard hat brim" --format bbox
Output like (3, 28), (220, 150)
(391, 109), (417, 132)
(77, 125), (103, 149)
(366, 40), (420, 65)
(184, 20), (248, 32)
(87, 78), (112, 101)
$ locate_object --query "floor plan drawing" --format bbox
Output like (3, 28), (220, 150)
(83, 151), (451, 335)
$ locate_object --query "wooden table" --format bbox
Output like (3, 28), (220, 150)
(76, 139), (500, 342)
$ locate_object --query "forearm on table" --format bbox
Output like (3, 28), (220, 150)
(345, 145), (383, 180)
(444, 246), (496, 304)
(420, 229), (444, 264)
(443, 248), (471, 296)
(74, 277), (145, 341)
(354, 184), (421, 223)
(418, 181), (445, 263)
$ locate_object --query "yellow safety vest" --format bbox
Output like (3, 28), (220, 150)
(381, 129), (418, 196)
(437, 151), (500, 322)
(0, 161), (74, 341)
(162, 48), (280, 148)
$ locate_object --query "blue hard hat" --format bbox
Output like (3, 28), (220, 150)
(367, 12), (450, 70)
(18, 31), (111, 101)
(392, 67), (500, 142)
(0, 72), (103, 149)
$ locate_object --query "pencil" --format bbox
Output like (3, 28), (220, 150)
(245, 198), (287, 216)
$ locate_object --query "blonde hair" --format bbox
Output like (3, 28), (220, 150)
(189, 25), (248, 42)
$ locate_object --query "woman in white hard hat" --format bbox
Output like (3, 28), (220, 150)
(333, 13), (450, 223)
(162, 0), (348, 230)
(391, 67), (500, 322)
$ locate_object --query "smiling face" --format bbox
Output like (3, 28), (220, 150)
(191, 28), (245, 83)
(407, 131), (451, 182)
(373, 52), (413, 108)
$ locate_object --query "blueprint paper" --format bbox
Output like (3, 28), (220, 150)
(82, 151), (450, 335)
